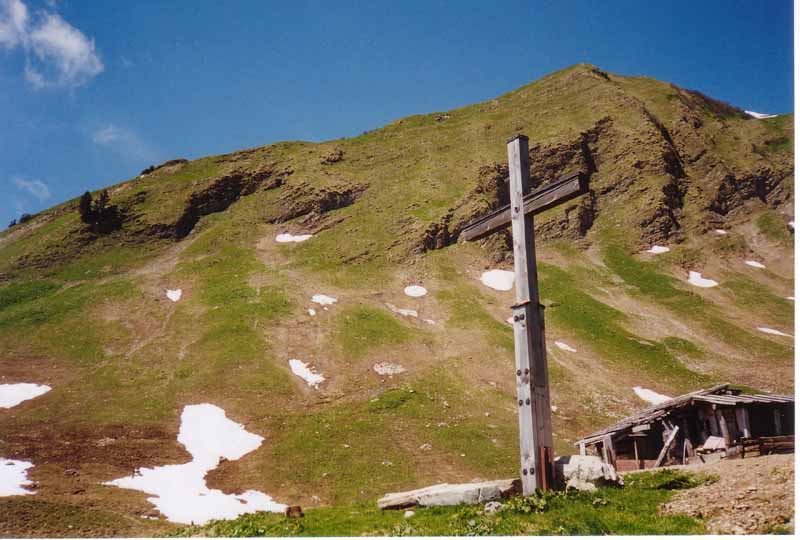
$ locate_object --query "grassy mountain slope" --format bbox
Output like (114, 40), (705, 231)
(0, 64), (793, 535)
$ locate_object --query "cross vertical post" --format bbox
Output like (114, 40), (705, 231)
(507, 134), (554, 494)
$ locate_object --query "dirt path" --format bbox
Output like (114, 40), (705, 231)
(659, 453), (794, 534)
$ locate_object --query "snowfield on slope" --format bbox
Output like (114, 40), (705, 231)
(554, 341), (577, 353)
(633, 386), (672, 405)
(288, 359), (325, 388)
(105, 404), (286, 525)
(166, 289), (182, 302)
(688, 271), (718, 288)
(404, 285), (428, 297)
(0, 459), (36, 496)
(0, 383), (51, 409)
(757, 327), (793, 338)
(1, 383), (51, 496)
(275, 233), (313, 243)
(745, 110), (778, 119)
(480, 270), (515, 291)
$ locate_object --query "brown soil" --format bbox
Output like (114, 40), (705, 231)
(660, 453), (794, 534)
(0, 422), (184, 537)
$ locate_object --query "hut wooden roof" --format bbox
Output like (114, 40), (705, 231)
(575, 384), (794, 446)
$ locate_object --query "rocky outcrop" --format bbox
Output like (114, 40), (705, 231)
(417, 118), (607, 253)
(321, 147), (344, 165)
(139, 159), (189, 177)
(707, 167), (789, 217)
(173, 166), (284, 238)
(268, 181), (368, 225)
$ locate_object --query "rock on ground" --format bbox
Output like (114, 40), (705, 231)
(660, 454), (793, 534)
(554, 455), (624, 491)
(378, 479), (520, 509)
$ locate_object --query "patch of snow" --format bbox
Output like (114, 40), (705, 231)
(373, 362), (407, 376)
(0, 459), (35, 496)
(633, 386), (672, 405)
(423, 319), (436, 325)
(789, 221), (795, 230)
(480, 270), (514, 291)
(0, 383), (51, 409)
(288, 359), (325, 388)
(166, 289), (182, 302)
(644, 245), (670, 254)
(553, 341), (577, 353)
(105, 404), (286, 524)
(550, 405), (558, 413)
(714, 229), (727, 235)
(786, 296), (794, 301)
(311, 294), (337, 306)
(745, 110), (778, 119)
(275, 233), (313, 243)
(308, 308), (316, 316)
(744, 260), (766, 269)
(757, 327), (793, 338)
(386, 303), (418, 317)
(687, 271), (718, 288)
(404, 285), (428, 297)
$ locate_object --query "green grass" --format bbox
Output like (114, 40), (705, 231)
(175, 469), (707, 536)
(333, 305), (415, 358)
(436, 283), (515, 353)
(720, 275), (793, 328)
(601, 237), (791, 361)
(661, 336), (703, 357)
(0, 278), (136, 364)
(257, 396), (420, 505)
(538, 263), (708, 390)
(756, 210), (792, 243)
(0, 280), (61, 310)
(178, 243), (294, 394)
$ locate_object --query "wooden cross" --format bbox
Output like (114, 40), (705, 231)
(461, 135), (588, 494)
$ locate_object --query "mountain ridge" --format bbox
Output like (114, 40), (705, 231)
(0, 63), (793, 536)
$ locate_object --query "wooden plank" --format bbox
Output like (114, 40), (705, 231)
(602, 434), (617, 469)
(654, 425), (680, 467)
(716, 410), (732, 446)
(460, 170), (587, 242)
(507, 135), (553, 494)
(773, 409), (783, 435)
(735, 407), (751, 438)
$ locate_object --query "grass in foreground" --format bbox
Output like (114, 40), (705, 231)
(174, 469), (708, 536)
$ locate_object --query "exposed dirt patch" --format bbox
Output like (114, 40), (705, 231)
(0, 421), (185, 536)
(660, 453), (794, 534)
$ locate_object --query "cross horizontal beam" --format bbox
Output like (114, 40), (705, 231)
(460, 170), (588, 242)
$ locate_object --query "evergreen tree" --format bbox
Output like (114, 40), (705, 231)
(79, 191), (93, 223)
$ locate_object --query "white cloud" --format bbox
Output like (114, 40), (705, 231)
(28, 12), (103, 87)
(0, 0), (103, 88)
(23, 62), (44, 88)
(0, 0), (27, 48)
(92, 124), (121, 144)
(91, 123), (158, 162)
(13, 177), (51, 201)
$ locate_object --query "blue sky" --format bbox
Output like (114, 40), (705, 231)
(0, 0), (793, 228)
